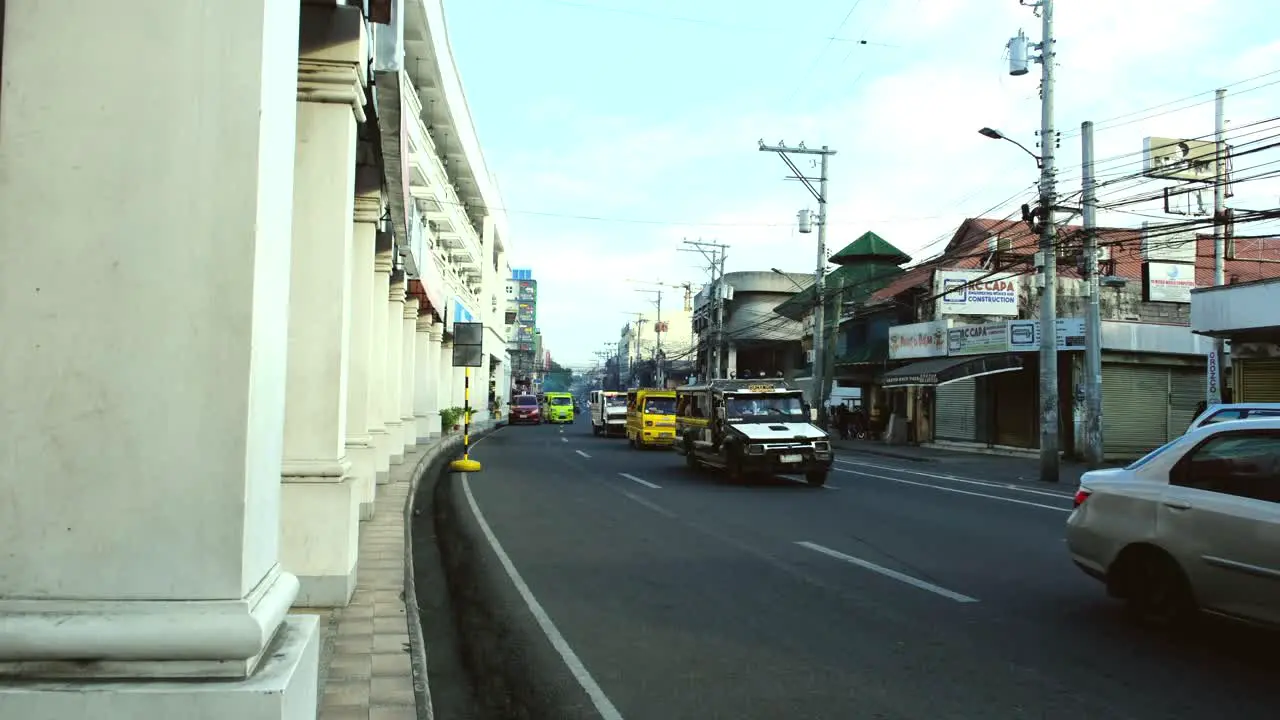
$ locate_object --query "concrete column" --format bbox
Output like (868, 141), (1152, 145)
(347, 191), (380, 519)
(279, 16), (367, 608)
(385, 278), (407, 465)
(415, 320), (443, 440)
(400, 297), (421, 448)
(438, 338), (455, 431)
(0, 0), (317, 716)
(369, 251), (393, 483)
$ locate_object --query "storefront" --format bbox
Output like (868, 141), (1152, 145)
(1192, 278), (1280, 402)
(880, 352), (1025, 444)
(1097, 359), (1202, 458)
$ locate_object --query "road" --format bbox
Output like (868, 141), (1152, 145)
(455, 420), (1276, 720)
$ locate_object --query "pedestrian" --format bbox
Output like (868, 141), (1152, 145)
(836, 405), (851, 440)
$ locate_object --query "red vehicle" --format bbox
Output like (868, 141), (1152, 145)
(508, 394), (541, 425)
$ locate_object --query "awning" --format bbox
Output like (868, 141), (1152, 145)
(880, 353), (1024, 388)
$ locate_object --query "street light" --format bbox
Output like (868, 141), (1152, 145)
(978, 127), (1043, 168)
(770, 267), (810, 294)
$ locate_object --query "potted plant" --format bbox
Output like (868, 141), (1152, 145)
(440, 407), (465, 433)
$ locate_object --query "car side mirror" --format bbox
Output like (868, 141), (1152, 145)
(716, 406), (725, 420)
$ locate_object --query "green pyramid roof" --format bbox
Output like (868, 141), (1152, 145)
(829, 231), (912, 266)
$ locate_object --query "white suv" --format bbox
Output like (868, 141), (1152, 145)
(1066, 418), (1280, 626)
(1186, 402), (1280, 432)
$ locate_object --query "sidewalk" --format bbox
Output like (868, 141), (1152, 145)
(831, 438), (1099, 488)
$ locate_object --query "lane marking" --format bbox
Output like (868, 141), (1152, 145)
(561, 437), (569, 443)
(834, 458), (1075, 499)
(575, 450), (591, 459)
(461, 477), (625, 720)
(619, 472), (661, 489)
(621, 490), (677, 518)
(834, 468), (1071, 513)
(796, 541), (979, 603)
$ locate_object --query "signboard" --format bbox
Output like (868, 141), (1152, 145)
(517, 301), (535, 322)
(1144, 262), (1196, 303)
(1007, 318), (1085, 352)
(1142, 137), (1218, 182)
(517, 280), (537, 301)
(936, 269), (1020, 316)
(1141, 222), (1197, 263)
(889, 320), (949, 359)
(448, 296), (475, 330)
(452, 321), (484, 367)
(1206, 350), (1221, 404)
(947, 323), (1008, 356)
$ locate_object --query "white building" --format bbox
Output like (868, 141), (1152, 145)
(0, 1), (512, 718)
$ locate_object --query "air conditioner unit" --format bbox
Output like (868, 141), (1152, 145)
(1096, 246), (1111, 261)
(987, 235), (1013, 253)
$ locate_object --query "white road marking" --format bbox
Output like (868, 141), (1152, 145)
(619, 472), (661, 489)
(461, 477), (625, 720)
(834, 468), (1071, 513)
(834, 458), (1075, 499)
(797, 541), (979, 603)
(621, 490), (677, 518)
(561, 437), (569, 443)
(575, 450), (591, 459)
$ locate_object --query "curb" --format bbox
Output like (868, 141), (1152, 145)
(836, 444), (937, 463)
(403, 424), (497, 720)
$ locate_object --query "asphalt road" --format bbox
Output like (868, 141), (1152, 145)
(456, 420), (1276, 720)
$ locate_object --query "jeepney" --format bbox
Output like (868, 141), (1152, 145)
(673, 379), (833, 486)
(590, 390), (628, 437)
(625, 388), (678, 449)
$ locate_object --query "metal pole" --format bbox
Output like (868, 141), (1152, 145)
(462, 367), (472, 460)
(1209, 88), (1227, 405)
(1035, 0), (1060, 482)
(1081, 120), (1104, 467)
(655, 290), (665, 387)
(814, 149), (830, 428)
(715, 249), (726, 379)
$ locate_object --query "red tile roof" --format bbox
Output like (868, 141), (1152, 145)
(868, 216), (1280, 303)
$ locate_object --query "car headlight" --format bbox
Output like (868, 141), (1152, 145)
(813, 441), (830, 452)
(748, 444), (765, 455)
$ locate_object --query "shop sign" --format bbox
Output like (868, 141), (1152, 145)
(889, 320), (949, 359)
(1145, 262), (1195, 303)
(1007, 318), (1085, 352)
(948, 323), (1008, 356)
(936, 269), (1020, 316)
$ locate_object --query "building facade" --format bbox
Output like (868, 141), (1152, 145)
(0, 1), (513, 717)
(692, 271), (810, 383)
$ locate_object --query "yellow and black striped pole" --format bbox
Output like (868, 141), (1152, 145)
(449, 366), (483, 472)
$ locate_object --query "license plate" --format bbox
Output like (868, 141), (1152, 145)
(780, 454), (803, 463)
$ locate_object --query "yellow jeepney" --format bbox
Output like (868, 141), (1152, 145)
(625, 388), (678, 449)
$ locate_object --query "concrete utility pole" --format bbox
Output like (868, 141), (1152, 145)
(1081, 120), (1104, 467)
(1209, 88), (1227, 406)
(633, 288), (665, 387)
(681, 238), (729, 380)
(758, 141), (837, 427)
(1009, 0), (1060, 482)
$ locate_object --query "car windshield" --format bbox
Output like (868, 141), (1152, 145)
(550, 396), (572, 406)
(642, 397), (676, 415)
(726, 393), (806, 419)
(514, 396), (537, 407)
(605, 396), (626, 407)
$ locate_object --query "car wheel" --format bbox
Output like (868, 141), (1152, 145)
(1118, 548), (1195, 626)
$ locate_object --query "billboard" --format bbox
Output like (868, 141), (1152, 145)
(947, 323), (1008, 356)
(1144, 262), (1196, 303)
(517, 279), (537, 301)
(889, 320), (948, 359)
(935, 269), (1020, 316)
(1140, 222), (1197, 264)
(517, 301), (536, 323)
(1142, 137), (1219, 182)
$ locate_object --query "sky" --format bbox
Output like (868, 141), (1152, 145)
(440, 0), (1280, 366)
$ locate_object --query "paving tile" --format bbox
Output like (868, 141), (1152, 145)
(370, 676), (416, 705)
(370, 652), (412, 677)
(337, 620), (374, 637)
(372, 616), (406, 635)
(319, 707), (370, 720)
(322, 680), (370, 707)
(372, 633), (409, 654)
(368, 706), (416, 720)
(328, 655), (373, 681)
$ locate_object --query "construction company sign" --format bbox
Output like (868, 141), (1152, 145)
(947, 323), (1009, 356)
(936, 269), (1020, 317)
(889, 320), (949, 359)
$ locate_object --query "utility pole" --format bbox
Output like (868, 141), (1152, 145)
(758, 141), (836, 427)
(681, 239), (729, 380)
(1081, 121), (1104, 467)
(1009, 0), (1059, 482)
(633, 288), (665, 387)
(1209, 88), (1227, 406)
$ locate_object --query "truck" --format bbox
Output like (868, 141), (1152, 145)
(589, 390), (628, 437)
(673, 379), (833, 486)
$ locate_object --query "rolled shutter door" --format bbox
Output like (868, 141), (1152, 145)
(1103, 364), (1168, 458)
(1238, 359), (1280, 402)
(934, 378), (977, 441)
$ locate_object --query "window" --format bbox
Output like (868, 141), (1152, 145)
(643, 397), (676, 415)
(550, 396), (572, 406)
(514, 396), (537, 407)
(1200, 409), (1247, 426)
(1175, 431), (1280, 503)
(1246, 409), (1280, 419)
